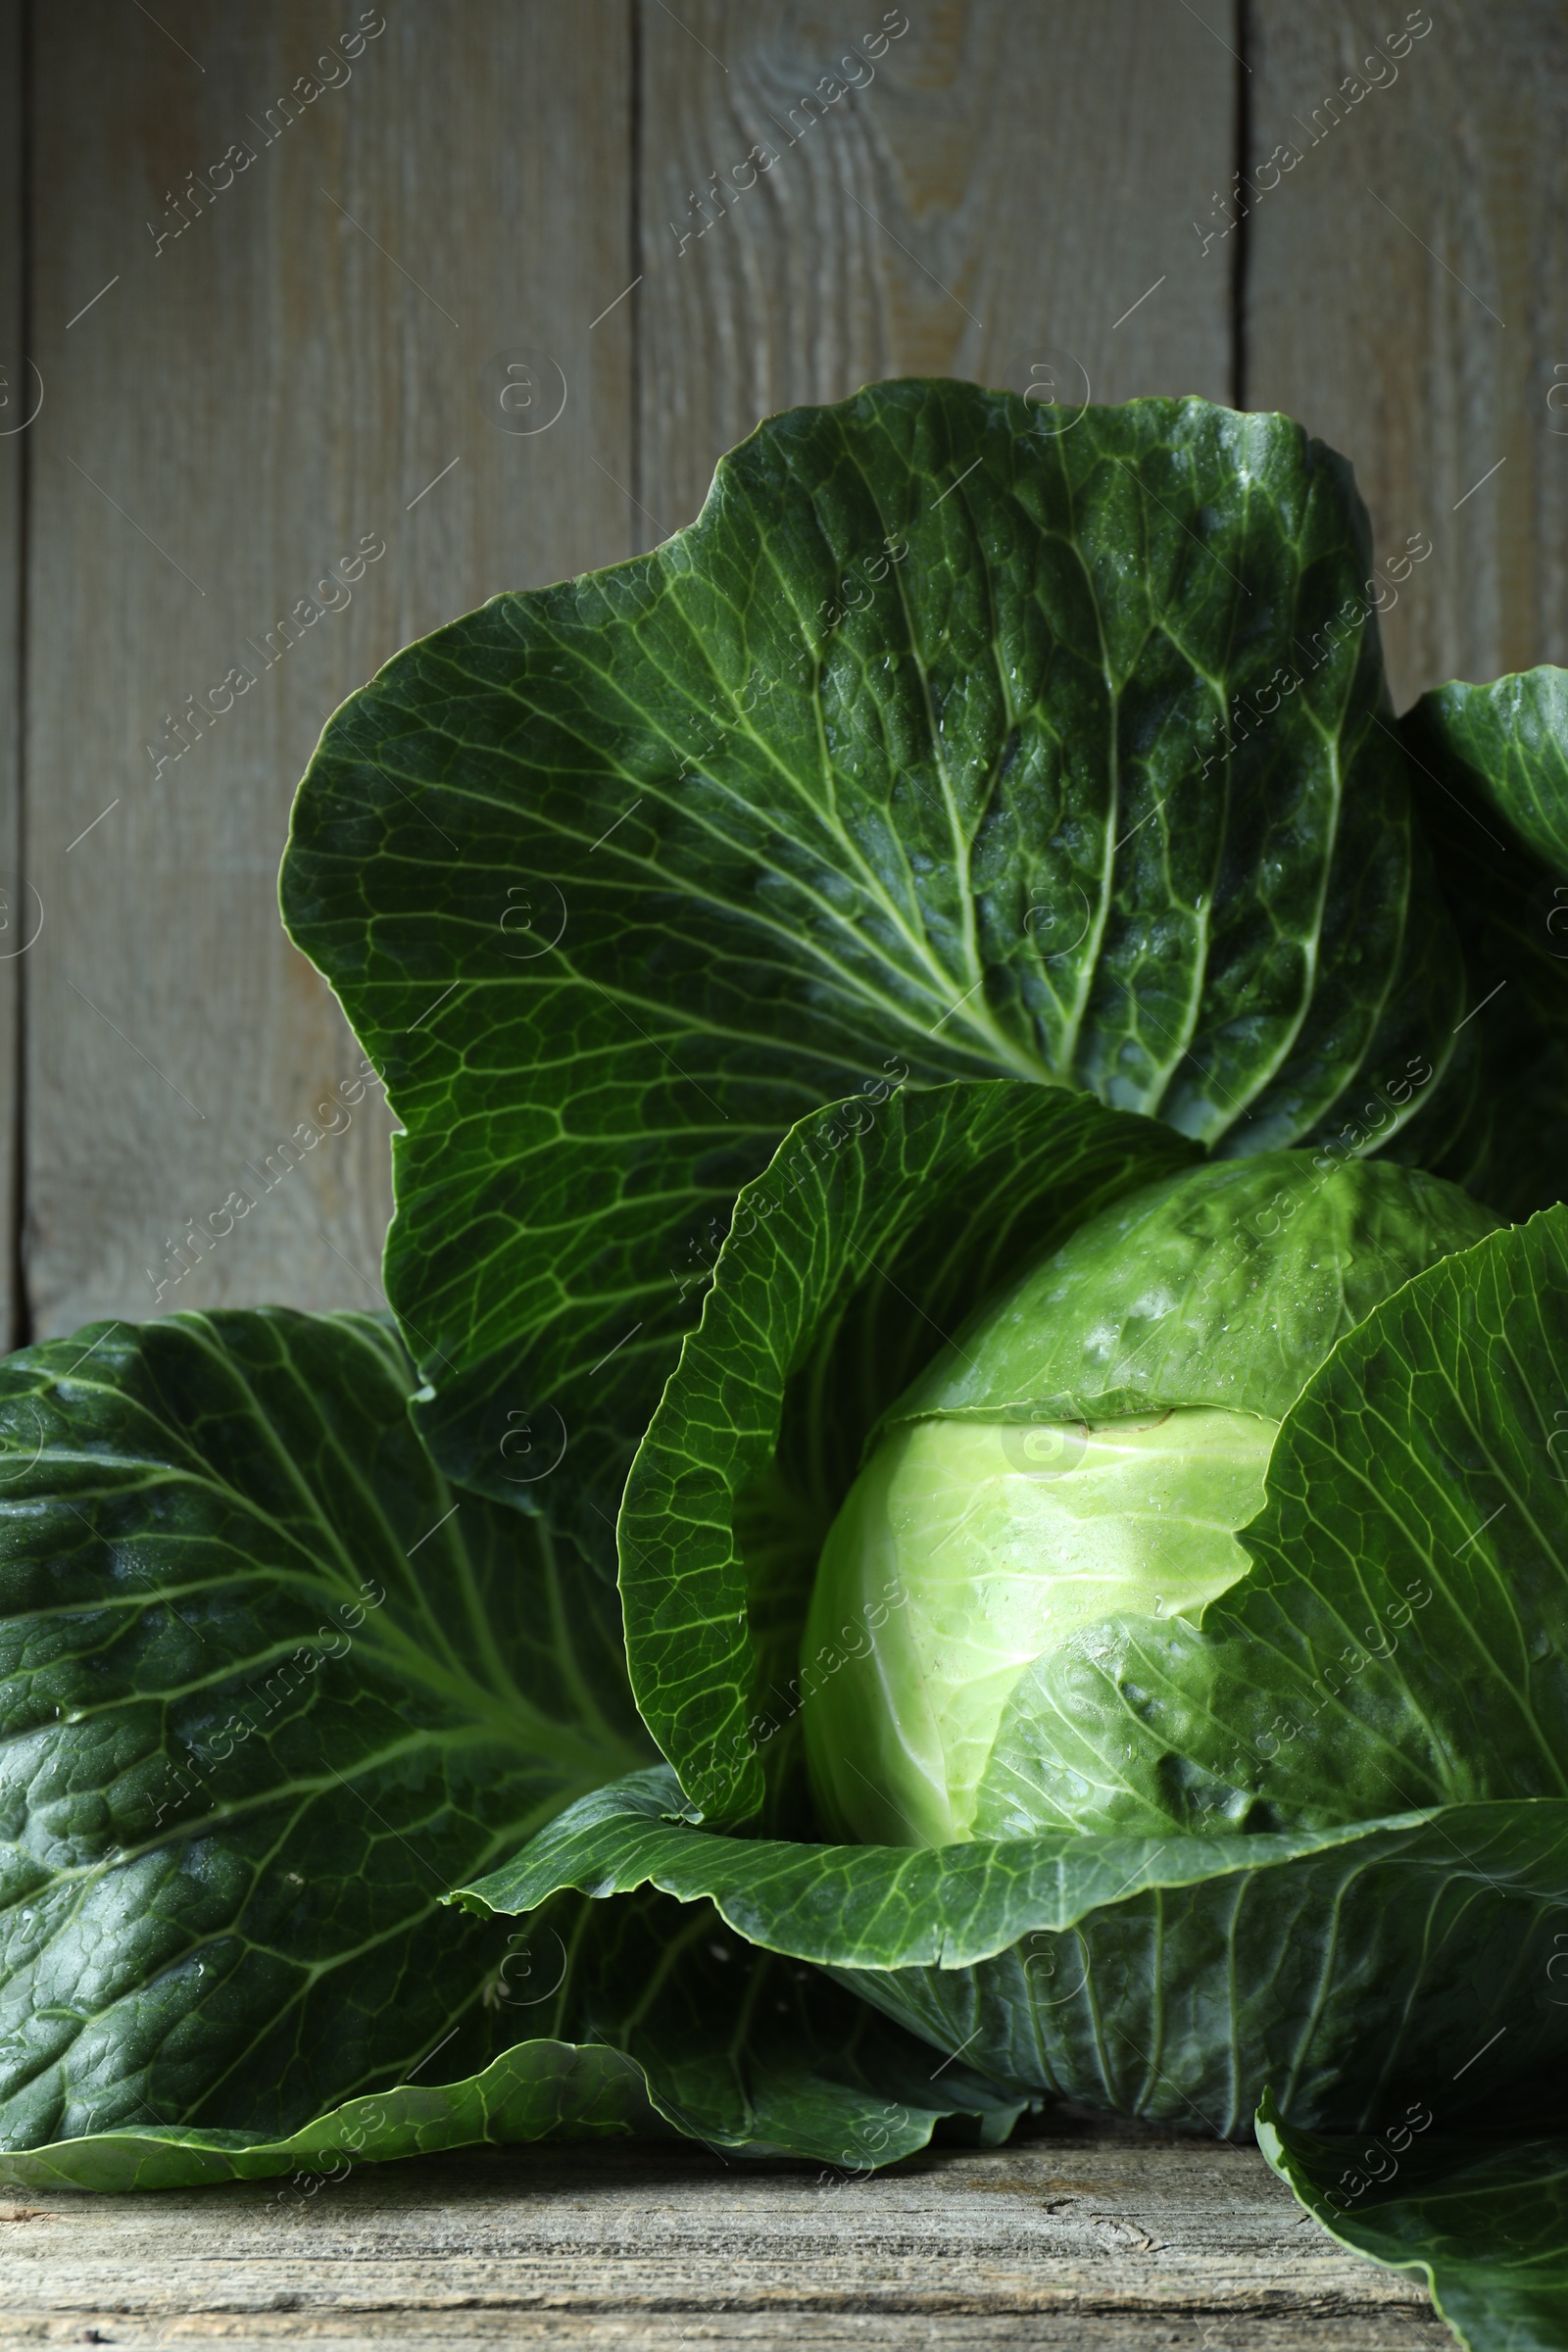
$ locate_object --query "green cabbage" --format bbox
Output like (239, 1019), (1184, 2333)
(804, 1153), (1499, 1844)
(17, 373), (1568, 2352)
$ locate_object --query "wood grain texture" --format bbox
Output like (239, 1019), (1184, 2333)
(0, 2130), (1445, 2350)
(0, 0), (25, 1350)
(636, 0), (1236, 540)
(24, 0), (633, 1337)
(1247, 1), (1568, 711)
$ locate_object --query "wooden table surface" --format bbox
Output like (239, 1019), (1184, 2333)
(0, 2121), (1448, 2352)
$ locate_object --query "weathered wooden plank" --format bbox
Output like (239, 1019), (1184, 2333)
(0, 0), (26, 1350)
(0, 2321), (1444, 2351)
(24, 0), (633, 1336)
(1247, 1), (1568, 711)
(637, 0), (1236, 539)
(0, 2132), (1443, 2349)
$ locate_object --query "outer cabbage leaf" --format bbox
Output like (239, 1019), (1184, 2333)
(2, 1885), (1021, 2190)
(280, 378), (1463, 1562)
(1409, 667), (1568, 872)
(0, 1308), (1020, 2190)
(1390, 667), (1568, 1219)
(0, 2035), (658, 2193)
(1260, 2093), (1568, 2352)
(617, 1082), (1198, 1827)
(534, 1886), (1029, 2170)
(0, 1308), (651, 2171)
(459, 1767), (1568, 2139)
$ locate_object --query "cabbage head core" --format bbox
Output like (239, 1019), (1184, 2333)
(801, 1152), (1501, 1847)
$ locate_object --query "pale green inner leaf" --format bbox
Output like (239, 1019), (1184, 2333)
(803, 1408), (1270, 1845)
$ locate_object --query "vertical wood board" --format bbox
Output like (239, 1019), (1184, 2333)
(637, 0), (1237, 536)
(24, 0), (633, 1335)
(1248, 2), (1568, 710)
(0, 0), (25, 1348)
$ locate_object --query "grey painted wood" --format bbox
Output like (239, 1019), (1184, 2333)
(0, 0), (24, 1350)
(637, 0), (1234, 540)
(23, 0), (633, 1337)
(21, 3), (1568, 1302)
(0, 2130), (1443, 2348)
(1248, 1), (1568, 711)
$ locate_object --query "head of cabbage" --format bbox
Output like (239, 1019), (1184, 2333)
(486, 1082), (1568, 2155)
(803, 1152), (1500, 1848)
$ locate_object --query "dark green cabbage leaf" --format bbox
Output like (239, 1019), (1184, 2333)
(0, 1307), (1016, 2189)
(0, 1307), (644, 2178)
(280, 378), (1464, 1573)
(1390, 666), (1568, 1221)
(1260, 2095), (1568, 2352)
(459, 1767), (1568, 2141)
(2, 1880), (1022, 2191)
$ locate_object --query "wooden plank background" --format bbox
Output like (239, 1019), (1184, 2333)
(1249, 0), (1568, 708)
(0, 0), (24, 1350)
(4, 2), (1566, 2331)
(11, 0), (1565, 1345)
(22, 1), (633, 1339)
(3, 2129), (1447, 2348)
